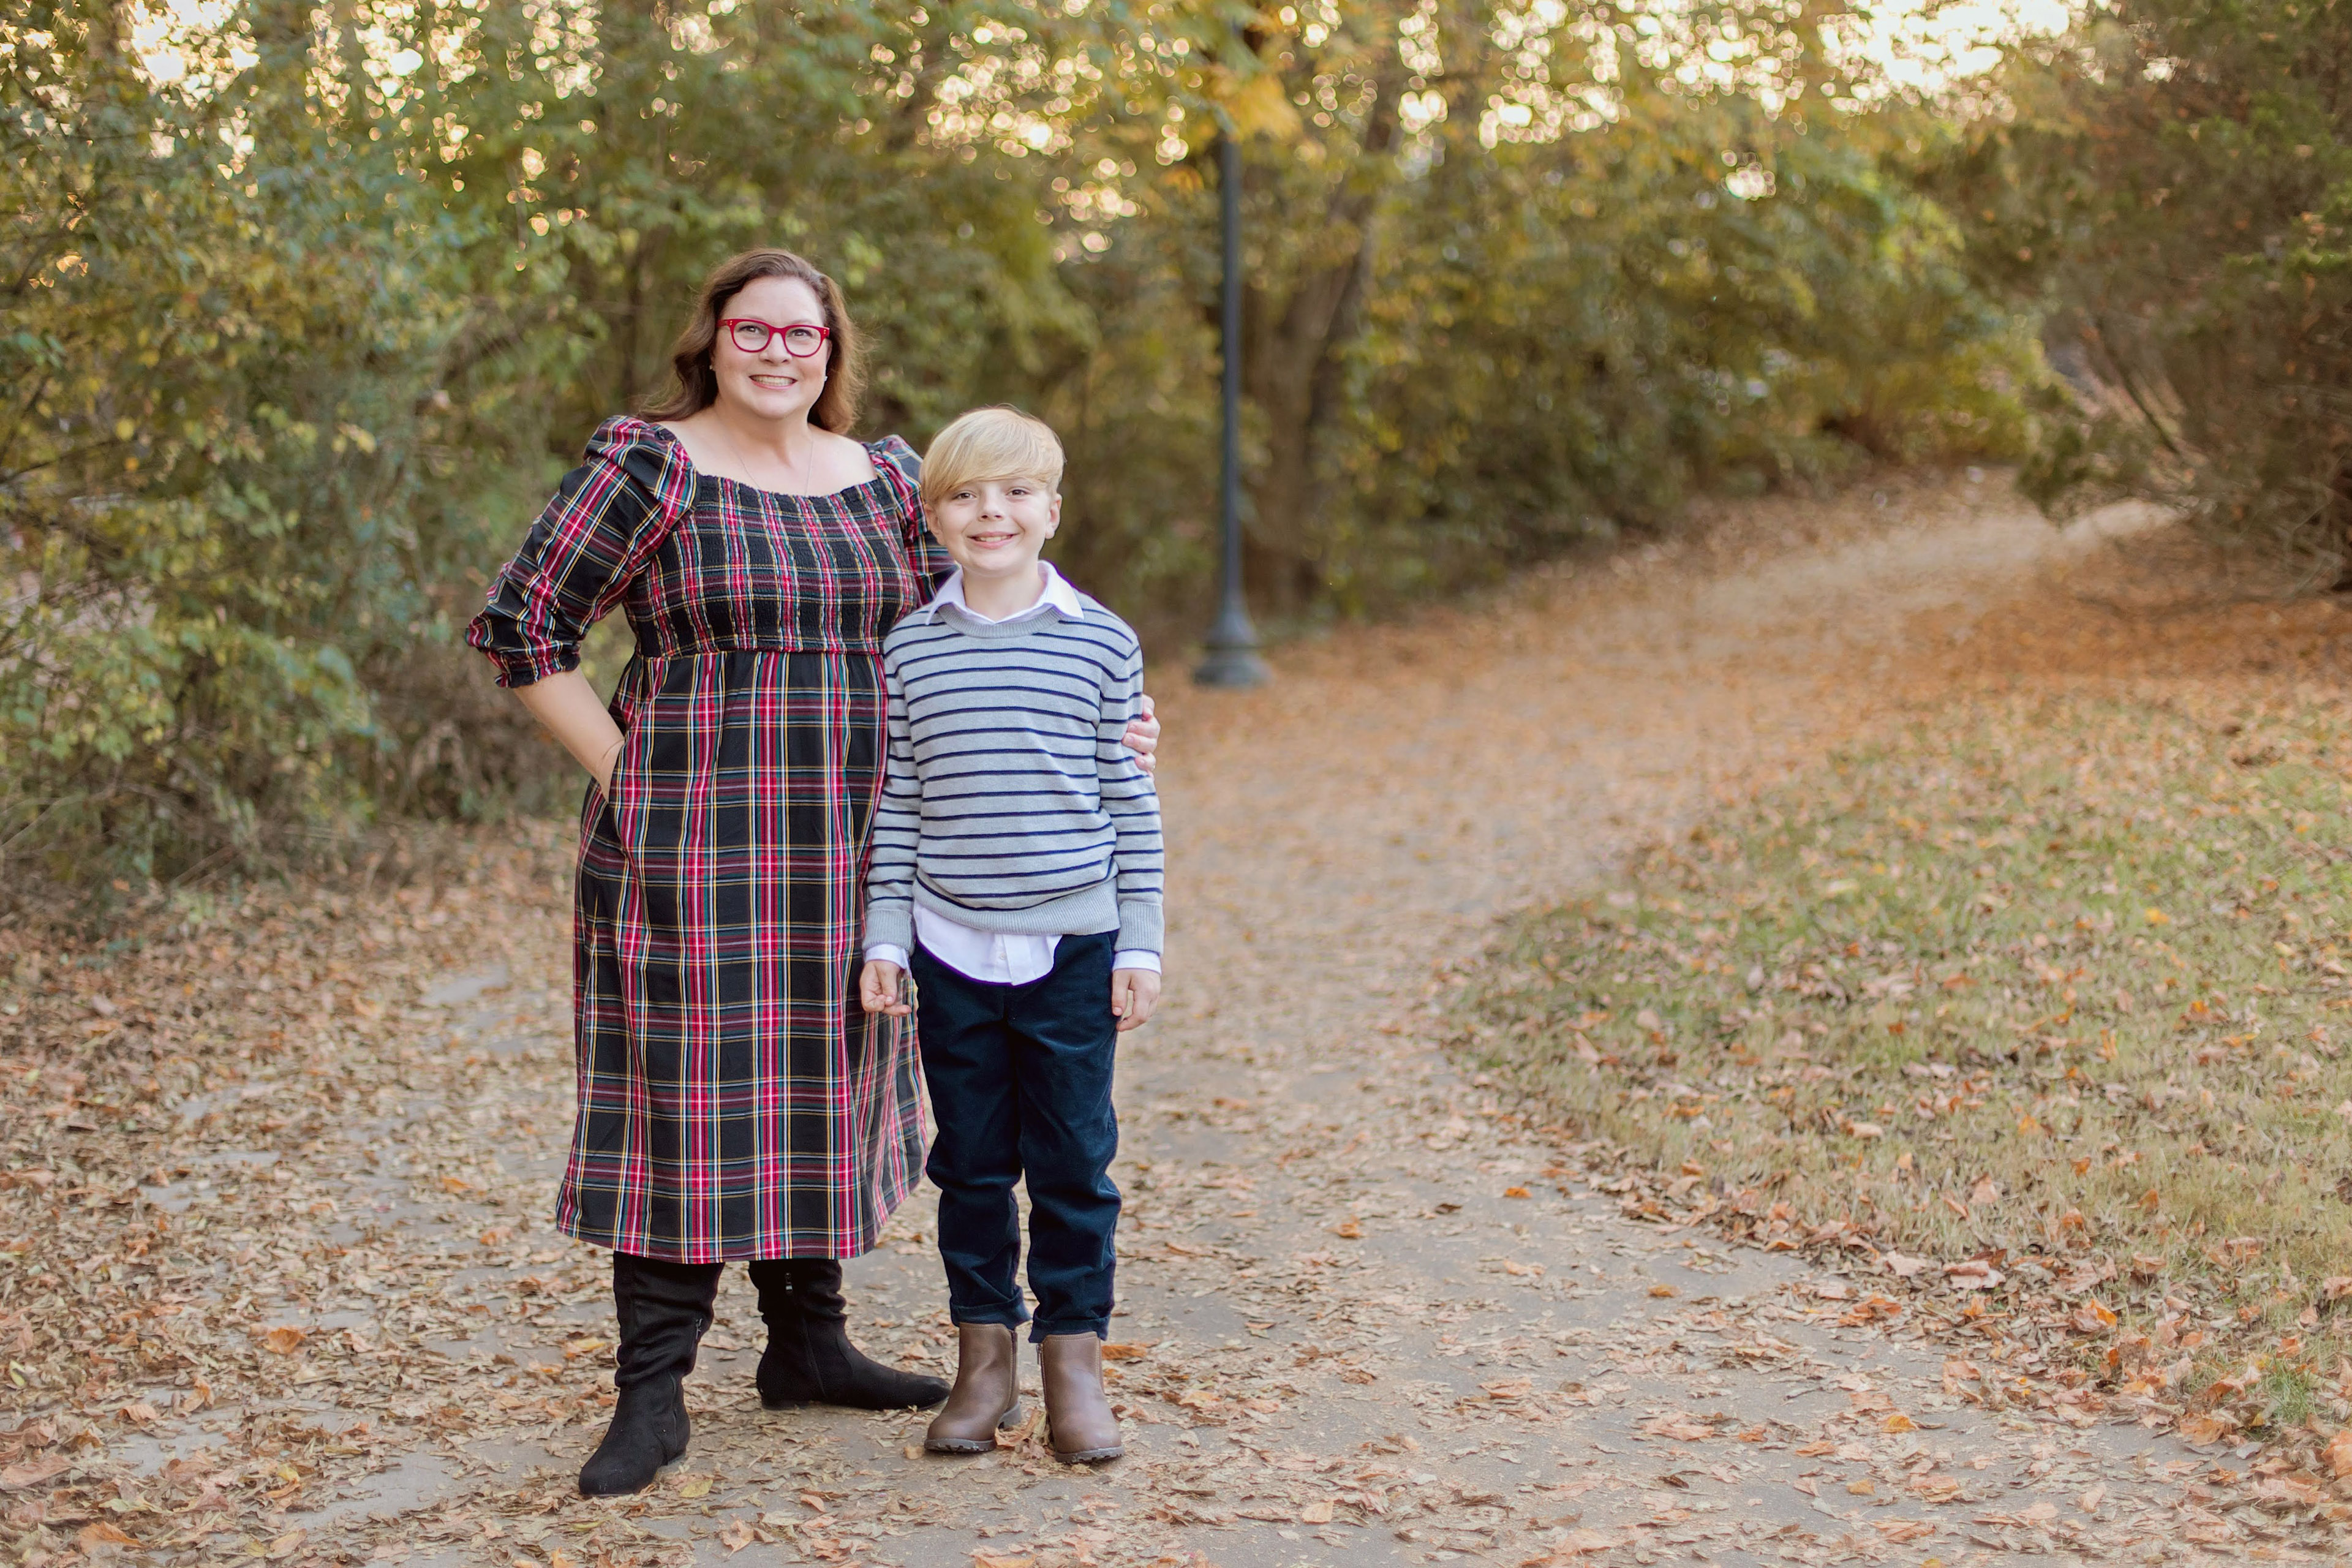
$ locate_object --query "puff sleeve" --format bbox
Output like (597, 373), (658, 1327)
(868, 435), (957, 592)
(464, 417), (693, 687)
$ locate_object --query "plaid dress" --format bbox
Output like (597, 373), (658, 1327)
(466, 416), (954, 1262)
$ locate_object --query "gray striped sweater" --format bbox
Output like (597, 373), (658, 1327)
(864, 592), (1164, 957)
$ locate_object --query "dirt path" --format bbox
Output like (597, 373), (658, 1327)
(20, 476), (2305, 1568)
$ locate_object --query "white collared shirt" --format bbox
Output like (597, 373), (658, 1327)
(865, 562), (1160, 986)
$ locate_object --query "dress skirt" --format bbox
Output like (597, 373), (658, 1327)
(467, 417), (951, 1264)
(561, 646), (925, 1261)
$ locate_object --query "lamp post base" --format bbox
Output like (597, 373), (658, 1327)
(1193, 641), (1270, 688)
(1194, 606), (1270, 687)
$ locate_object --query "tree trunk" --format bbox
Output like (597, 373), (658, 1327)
(1236, 80), (1402, 616)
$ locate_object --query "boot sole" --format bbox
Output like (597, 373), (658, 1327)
(1051, 1443), (1125, 1464)
(760, 1392), (949, 1412)
(1046, 1420), (1124, 1464)
(578, 1444), (690, 1498)
(924, 1403), (1025, 1453)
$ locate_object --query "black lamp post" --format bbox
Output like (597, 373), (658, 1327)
(1193, 124), (1270, 688)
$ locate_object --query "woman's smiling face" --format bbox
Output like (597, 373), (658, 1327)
(712, 275), (831, 423)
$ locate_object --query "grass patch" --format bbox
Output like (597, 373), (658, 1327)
(1455, 688), (2352, 1442)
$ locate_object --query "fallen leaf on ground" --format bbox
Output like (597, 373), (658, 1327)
(2179, 1412), (2237, 1446)
(1943, 1259), (2003, 1290)
(1551, 1529), (1622, 1555)
(0, 1457), (72, 1491)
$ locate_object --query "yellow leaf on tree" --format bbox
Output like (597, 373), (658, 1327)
(1220, 71), (1305, 141)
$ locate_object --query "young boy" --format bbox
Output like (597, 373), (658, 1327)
(859, 406), (1163, 1465)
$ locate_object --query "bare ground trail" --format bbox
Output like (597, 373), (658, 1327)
(12, 475), (2335, 1568)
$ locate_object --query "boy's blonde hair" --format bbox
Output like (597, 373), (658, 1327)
(921, 407), (1065, 510)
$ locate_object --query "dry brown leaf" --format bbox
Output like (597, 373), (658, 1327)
(1101, 1342), (1153, 1360)
(1552, 1529), (1622, 1556)
(0, 1456), (71, 1491)
(1330, 1219), (1363, 1239)
(2179, 1412), (2237, 1446)
(259, 1325), (307, 1355)
(2070, 1299), (2119, 1333)
(75, 1522), (138, 1550)
(1943, 1259), (2003, 1291)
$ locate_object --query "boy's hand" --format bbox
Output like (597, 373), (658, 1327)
(1110, 968), (1161, 1031)
(860, 960), (911, 1017)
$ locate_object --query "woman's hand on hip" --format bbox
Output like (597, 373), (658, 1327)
(1121, 693), (1159, 776)
(513, 669), (629, 793)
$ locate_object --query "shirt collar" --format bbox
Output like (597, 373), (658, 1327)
(915, 562), (1084, 625)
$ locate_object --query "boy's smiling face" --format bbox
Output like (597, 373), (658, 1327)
(929, 475), (1061, 586)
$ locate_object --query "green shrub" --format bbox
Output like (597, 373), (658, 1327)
(1950, 0), (2352, 580)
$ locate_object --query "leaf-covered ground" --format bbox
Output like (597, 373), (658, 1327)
(9, 475), (2350, 1566)
(1457, 659), (2352, 1498)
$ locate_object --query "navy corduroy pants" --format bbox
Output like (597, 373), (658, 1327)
(912, 932), (1120, 1341)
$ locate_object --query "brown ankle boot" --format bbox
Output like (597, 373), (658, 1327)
(1039, 1333), (1123, 1464)
(923, 1324), (1022, 1455)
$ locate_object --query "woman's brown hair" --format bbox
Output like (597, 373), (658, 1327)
(641, 249), (865, 432)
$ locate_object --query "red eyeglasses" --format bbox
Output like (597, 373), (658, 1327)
(720, 318), (832, 356)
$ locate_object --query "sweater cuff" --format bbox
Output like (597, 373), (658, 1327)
(864, 900), (914, 956)
(1114, 898), (1163, 957)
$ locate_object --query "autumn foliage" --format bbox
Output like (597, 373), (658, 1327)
(0, 0), (2037, 907)
(1950, 0), (2352, 578)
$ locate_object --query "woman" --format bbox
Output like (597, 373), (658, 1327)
(466, 249), (1159, 1496)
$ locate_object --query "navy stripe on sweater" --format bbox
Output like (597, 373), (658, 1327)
(862, 592), (1164, 956)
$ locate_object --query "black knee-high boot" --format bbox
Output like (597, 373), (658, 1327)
(750, 1257), (950, 1411)
(578, 1253), (722, 1497)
